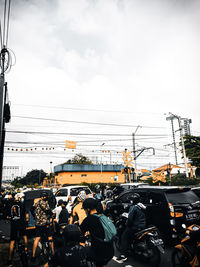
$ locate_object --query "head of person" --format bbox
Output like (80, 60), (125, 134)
(40, 191), (48, 201)
(129, 193), (140, 205)
(95, 184), (101, 193)
(77, 191), (87, 202)
(82, 198), (97, 215)
(58, 199), (63, 206)
(61, 201), (68, 209)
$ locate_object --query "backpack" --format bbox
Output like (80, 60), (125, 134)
(93, 214), (117, 242)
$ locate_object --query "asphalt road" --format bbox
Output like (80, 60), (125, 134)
(0, 219), (174, 267)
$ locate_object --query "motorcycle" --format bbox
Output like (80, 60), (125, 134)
(172, 224), (200, 267)
(115, 212), (165, 267)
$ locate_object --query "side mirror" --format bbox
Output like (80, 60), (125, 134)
(68, 195), (72, 201)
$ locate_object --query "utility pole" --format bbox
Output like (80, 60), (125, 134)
(0, 1), (12, 190)
(177, 116), (189, 178)
(0, 49), (6, 190)
(166, 115), (178, 165)
(168, 113), (189, 178)
(132, 126), (141, 182)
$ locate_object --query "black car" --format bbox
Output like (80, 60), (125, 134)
(105, 186), (200, 244)
(24, 189), (56, 232)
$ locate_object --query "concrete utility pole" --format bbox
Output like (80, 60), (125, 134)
(0, 49), (6, 190)
(166, 115), (178, 165)
(169, 113), (189, 178)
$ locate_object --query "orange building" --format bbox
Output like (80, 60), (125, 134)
(54, 164), (125, 185)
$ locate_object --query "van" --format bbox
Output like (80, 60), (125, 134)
(55, 185), (92, 213)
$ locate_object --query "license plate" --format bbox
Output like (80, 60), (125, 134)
(186, 213), (199, 220)
(151, 238), (163, 246)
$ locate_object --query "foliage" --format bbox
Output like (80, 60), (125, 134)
(64, 153), (93, 165)
(170, 173), (200, 186)
(11, 169), (47, 187)
(184, 135), (200, 177)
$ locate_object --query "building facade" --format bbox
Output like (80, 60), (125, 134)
(3, 166), (21, 181)
(54, 164), (125, 185)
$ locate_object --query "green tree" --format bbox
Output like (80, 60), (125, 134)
(184, 135), (200, 177)
(19, 169), (47, 185)
(64, 154), (93, 164)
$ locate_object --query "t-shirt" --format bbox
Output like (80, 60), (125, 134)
(34, 199), (51, 226)
(58, 208), (69, 224)
(49, 244), (87, 267)
(10, 201), (25, 222)
(80, 214), (114, 261)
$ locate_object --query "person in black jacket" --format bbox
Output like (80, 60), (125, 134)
(80, 198), (114, 267)
(7, 194), (28, 266)
(116, 193), (146, 263)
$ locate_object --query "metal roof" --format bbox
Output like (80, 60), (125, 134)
(54, 164), (124, 173)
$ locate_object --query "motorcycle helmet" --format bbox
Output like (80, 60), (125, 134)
(95, 184), (101, 193)
(129, 193), (140, 204)
(78, 191), (87, 202)
(82, 198), (97, 210)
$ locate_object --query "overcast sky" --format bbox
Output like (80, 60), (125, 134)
(1, 0), (200, 176)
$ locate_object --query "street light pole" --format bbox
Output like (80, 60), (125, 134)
(100, 143), (105, 183)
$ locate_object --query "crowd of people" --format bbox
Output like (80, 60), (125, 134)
(0, 185), (147, 267)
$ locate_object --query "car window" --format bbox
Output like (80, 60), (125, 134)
(166, 190), (200, 205)
(118, 192), (133, 203)
(138, 192), (148, 204)
(121, 185), (129, 190)
(55, 189), (68, 197)
(70, 187), (91, 196)
(148, 192), (166, 206)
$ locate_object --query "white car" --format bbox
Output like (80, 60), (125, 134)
(55, 185), (92, 213)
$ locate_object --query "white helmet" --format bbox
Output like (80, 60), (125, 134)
(78, 191), (87, 201)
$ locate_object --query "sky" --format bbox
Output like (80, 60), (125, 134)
(0, 0), (200, 177)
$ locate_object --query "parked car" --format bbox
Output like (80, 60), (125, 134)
(120, 182), (149, 190)
(191, 187), (200, 198)
(105, 186), (200, 244)
(55, 185), (92, 213)
(23, 189), (56, 233)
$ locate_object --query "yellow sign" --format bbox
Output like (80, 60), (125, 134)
(152, 170), (166, 183)
(121, 150), (133, 167)
(65, 140), (77, 149)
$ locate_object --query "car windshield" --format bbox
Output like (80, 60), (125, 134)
(166, 190), (200, 205)
(70, 187), (91, 196)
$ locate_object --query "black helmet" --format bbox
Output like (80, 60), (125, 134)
(82, 198), (97, 210)
(129, 193), (140, 204)
(63, 224), (80, 242)
(41, 191), (48, 198)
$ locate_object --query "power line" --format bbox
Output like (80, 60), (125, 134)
(12, 116), (166, 129)
(6, 129), (168, 136)
(13, 103), (163, 116)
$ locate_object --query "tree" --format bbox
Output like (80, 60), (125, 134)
(64, 154), (93, 165)
(184, 135), (200, 177)
(20, 169), (47, 185)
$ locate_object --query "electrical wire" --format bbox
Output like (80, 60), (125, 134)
(6, 129), (168, 137)
(12, 116), (167, 129)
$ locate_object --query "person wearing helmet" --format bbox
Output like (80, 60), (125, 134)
(116, 193), (146, 263)
(31, 191), (54, 261)
(7, 194), (28, 266)
(70, 191), (87, 225)
(44, 224), (87, 267)
(80, 198), (114, 267)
